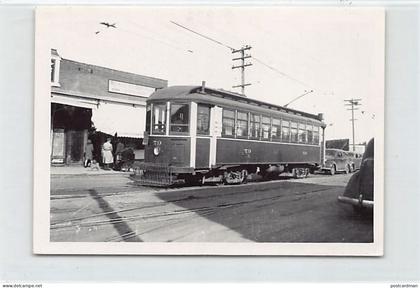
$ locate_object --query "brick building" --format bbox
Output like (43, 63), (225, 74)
(50, 49), (168, 165)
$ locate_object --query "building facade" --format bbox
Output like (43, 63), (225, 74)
(50, 49), (168, 165)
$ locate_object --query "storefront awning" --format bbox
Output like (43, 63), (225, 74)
(51, 94), (98, 110)
(91, 102), (146, 138)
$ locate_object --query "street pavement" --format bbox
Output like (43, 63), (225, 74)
(50, 172), (373, 242)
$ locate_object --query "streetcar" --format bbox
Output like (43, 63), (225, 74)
(135, 83), (326, 186)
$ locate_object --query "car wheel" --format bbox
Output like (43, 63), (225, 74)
(330, 165), (336, 176)
(345, 164), (350, 174)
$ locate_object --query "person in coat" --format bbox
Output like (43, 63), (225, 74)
(101, 137), (114, 170)
(114, 140), (125, 164)
(84, 139), (94, 168)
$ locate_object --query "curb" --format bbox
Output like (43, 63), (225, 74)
(51, 172), (133, 177)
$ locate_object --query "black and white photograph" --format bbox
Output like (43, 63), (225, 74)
(33, 6), (384, 255)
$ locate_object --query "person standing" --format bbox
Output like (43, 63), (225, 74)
(114, 140), (125, 164)
(101, 137), (114, 170)
(84, 139), (94, 168)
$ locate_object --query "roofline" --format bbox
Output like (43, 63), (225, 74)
(60, 58), (168, 87)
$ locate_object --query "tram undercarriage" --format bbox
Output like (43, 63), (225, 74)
(132, 163), (317, 187)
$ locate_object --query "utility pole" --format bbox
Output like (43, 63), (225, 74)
(344, 98), (362, 151)
(232, 45), (252, 95)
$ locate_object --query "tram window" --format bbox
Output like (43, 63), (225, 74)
(291, 122), (298, 143)
(307, 123), (313, 143)
(271, 118), (281, 141)
(222, 108), (235, 137)
(197, 104), (210, 135)
(145, 105), (151, 133)
(281, 120), (290, 142)
(298, 123), (307, 143)
(170, 103), (189, 134)
(313, 126), (320, 144)
(262, 116), (271, 140)
(250, 114), (260, 139)
(236, 111), (248, 137)
(152, 103), (166, 134)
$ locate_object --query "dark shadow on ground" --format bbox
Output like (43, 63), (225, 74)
(156, 181), (373, 243)
(88, 189), (142, 242)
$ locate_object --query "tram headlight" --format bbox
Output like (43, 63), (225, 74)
(153, 146), (161, 156)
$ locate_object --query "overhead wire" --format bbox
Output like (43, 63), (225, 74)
(251, 57), (314, 89)
(170, 21), (236, 51)
(114, 24), (194, 54)
(169, 20), (315, 91)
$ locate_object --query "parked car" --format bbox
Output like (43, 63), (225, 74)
(347, 151), (363, 171)
(322, 148), (354, 175)
(338, 138), (374, 213)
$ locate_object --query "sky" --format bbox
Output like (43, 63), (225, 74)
(41, 6), (384, 145)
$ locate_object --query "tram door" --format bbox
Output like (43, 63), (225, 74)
(208, 106), (223, 168)
(194, 104), (211, 168)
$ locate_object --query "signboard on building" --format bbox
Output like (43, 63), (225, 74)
(109, 80), (156, 98)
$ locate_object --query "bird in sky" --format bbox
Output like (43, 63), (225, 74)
(100, 22), (117, 28)
(95, 22), (117, 35)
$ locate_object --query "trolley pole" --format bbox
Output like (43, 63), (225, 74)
(232, 45), (252, 95)
(344, 98), (362, 151)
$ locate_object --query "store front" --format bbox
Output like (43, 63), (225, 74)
(49, 49), (168, 166)
(50, 103), (92, 165)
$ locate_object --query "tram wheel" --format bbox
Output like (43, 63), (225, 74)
(223, 170), (247, 185)
(292, 168), (307, 179)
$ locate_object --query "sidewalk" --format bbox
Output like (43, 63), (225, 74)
(51, 165), (132, 176)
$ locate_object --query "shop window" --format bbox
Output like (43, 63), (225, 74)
(222, 109), (235, 137)
(298, 123), (307, 143)
(170, 103), (189, 134)
(291, 121), (298, 143)
(281, 120), (290, 142)
(262, 116), (271, 140)
(152, 103), (166, 134)
(236, 111), (248, 137)
(197, 104), (210, 135)
(250, 114), (261, 139)
(271, 118), (281, 141)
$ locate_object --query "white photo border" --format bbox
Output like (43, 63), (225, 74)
(33, 6), (385, 256)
